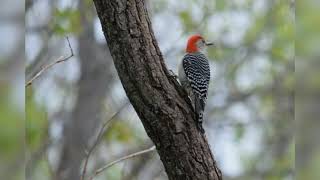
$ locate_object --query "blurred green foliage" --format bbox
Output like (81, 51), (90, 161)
(0, 86), (23, 159)
(296, 0), (320, 180)
(296, 0), (320, 56)
(105, 120), (135, 143)
(52, 8), (81, 35)
(26, 87), (48, 151)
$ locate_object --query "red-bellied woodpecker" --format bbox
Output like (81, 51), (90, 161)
(178, 34), (213, 133)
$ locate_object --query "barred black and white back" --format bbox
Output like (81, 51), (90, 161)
(178, 52), (210, 133)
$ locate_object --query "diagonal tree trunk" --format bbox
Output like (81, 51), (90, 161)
(93, 0), (222, 179)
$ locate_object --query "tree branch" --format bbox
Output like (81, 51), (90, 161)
(25, 37), (74, 87)
(89, 146), (156, 180)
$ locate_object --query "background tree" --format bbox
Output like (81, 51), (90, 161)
(54, 1), (113, 179)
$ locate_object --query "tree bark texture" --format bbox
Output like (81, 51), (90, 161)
(93, 0), (222, 179)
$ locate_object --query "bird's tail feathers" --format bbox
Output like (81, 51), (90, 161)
(195, 96), (205, 133)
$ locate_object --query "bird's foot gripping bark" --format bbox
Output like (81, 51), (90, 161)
(197, 124), (205, 134)
(168, 69), (178, 79)
(195, 117), (205, 134)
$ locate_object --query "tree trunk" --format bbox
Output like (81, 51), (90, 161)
(93, 0), (222, 179)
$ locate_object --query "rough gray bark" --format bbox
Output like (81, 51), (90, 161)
(55, 2), (113, 180)
(93, 0), (222, 179)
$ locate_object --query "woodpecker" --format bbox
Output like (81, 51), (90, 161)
(178, 34), (213, 133)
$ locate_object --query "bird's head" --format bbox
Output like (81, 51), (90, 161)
(186, 34), (214, 53)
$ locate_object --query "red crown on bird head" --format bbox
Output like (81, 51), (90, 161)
(186, 34), (204, 53)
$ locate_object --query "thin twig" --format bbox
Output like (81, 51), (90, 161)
(80, 102), (130, 180)
(25, 37), (74, 87)
(89, 145), (156, 180)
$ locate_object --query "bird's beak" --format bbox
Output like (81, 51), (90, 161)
(205, 42), (214, 46)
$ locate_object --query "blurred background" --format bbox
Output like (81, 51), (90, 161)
(0, 0), (24, 179)
(2, 0), (313, 179)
